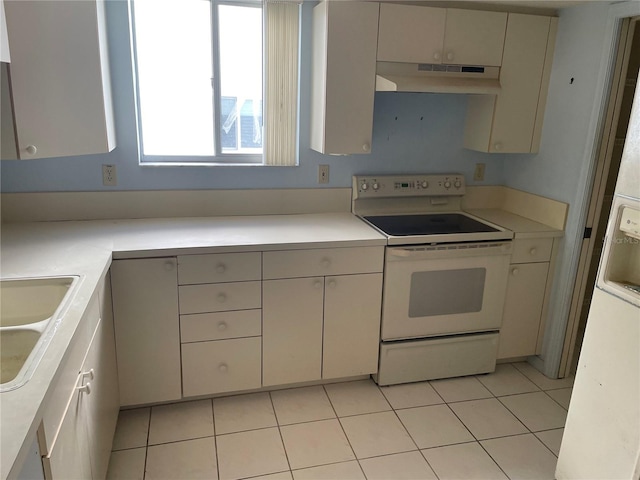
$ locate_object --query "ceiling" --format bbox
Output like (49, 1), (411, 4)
(379, 0), (607, 15)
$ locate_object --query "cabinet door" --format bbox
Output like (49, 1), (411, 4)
(83, 276), (120, 480)
(263, 278), (323, 386)
(443, 9), (507, 66)
(498, 262), (549, 359)
(43, 375), (92, 480)
(111, 258), (181, 406)
(3, 0), (115, 159)
(310, 1), (379, 154)
(377, 4), (445, 64)
(464, 14), (555, 153)
(323, 273), (383, 379)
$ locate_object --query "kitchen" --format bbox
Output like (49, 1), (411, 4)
(1, 0), (638, 479)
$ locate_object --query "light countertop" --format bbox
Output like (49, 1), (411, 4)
(0, 208), (561, 478)
(0, 212), (386, 479)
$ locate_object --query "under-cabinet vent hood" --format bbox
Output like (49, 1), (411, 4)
(376, 62), (501, 95)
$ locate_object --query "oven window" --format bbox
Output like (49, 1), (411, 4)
(409, 269), (485, 317)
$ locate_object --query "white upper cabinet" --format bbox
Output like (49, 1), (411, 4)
(464, 14), (557, 153)
(3, 0), (115, 160)
(377, 4), (507, 66)
(310, 1), (379, 155)
(377, 5), (446, 64)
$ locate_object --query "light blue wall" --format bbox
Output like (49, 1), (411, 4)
(0, 0), (503, 193)
(503, 1), (630, 376)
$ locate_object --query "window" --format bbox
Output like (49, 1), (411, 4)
(130, 0), (300, 165)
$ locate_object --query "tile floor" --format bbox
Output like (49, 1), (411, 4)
(106, 362), (574, 480)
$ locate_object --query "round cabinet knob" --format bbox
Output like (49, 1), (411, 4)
(216, 264), (226, 274)
(328, 279), (337, 288)
(361, 183), (369, 191)
(78, 383), (91, 395)
(362, 143), (370, 152)
(217, 293), (227, 303)
(433, 51), (441, 61)
(25, 145), (37, 156)
(372, 183), (379, 191)
(218, 363), (228, 373)
(164, 261), (174, 271)
(422, 181), (429, 188)
(530, 248), (537, 256)
(446, 51), (454, 61)
(217, 321), (228, 331)
(321, 258), (331, 268)
(512, 267), (519, 276)
(313, 280), (323, 289)
(444, 181), (452, 189)
(493, 143), (503, 152)
(454, 180), (462, 189)
(82, 368), (95, 381)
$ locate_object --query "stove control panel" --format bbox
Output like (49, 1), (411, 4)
(353, 174), (465, 198)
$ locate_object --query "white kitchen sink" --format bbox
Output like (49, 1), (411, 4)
(0, 276), (80, 392)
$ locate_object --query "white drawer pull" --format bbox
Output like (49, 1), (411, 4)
(164, 261), (174, 271)
(216, 263), (226, 274)
(320, 258), (331, 268)
(217, 293), (227, 303)
(512, 267), (519, 276)
(25, 144), (38, 155)
(217, 321), (228, 331)
(78, 383), (91, 395)
(218, 363), (228, 373)
(529, 248), (537, 256)
(81, 368), (95, 381)
(446, 51), (454, 61)
(328, 279), (337, 288)
(313, 280), (323, 289)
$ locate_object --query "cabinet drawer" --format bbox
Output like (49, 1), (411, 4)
(263, 246), (384, 279)
(179, 281), (261, 314)
(180, 309), (261, 343)
(177, 252), (261, 285)
(182, 337), (262, 397)
(511, 238), (553, 263)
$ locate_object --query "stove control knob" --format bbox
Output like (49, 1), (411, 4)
(361, 183), (369, 191)
(421, 181), (429, 189)
(372, 182), (379, 191)
(454, 179), (462, 189)
(444, 180), (452, 189)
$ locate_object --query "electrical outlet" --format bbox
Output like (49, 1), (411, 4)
(102, 164), (117, 187)
(318, 164), (330, 184)
(473, 163), (486, 182)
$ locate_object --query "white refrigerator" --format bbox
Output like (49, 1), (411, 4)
(556, 83), (640, 477)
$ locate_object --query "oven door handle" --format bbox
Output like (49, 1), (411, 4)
(387, 243), (512, 260)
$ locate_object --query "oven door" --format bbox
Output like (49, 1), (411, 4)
(381, 242), (512, 341)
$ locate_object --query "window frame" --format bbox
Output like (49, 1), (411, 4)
(130, 0), (264, 166)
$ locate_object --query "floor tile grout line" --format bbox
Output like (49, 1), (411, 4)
(268, 391), (294, 473)
(322, 383), (361, 463)
(541, 387), (571, 411)
(211, 398), (221, 480)
(475, 436), (513, 480)
(493, 395), (537, 435)
(142, 406), (152, 480)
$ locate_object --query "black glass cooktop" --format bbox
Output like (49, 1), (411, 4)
(363, 213), (499, 236)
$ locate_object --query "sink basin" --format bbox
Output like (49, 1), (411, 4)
(0, 276), (80, 392)
(1, 277), (77, 327)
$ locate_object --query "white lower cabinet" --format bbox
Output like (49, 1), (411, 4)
(262, 247), (384, 387)
(498, 238), (554, 359)
(263, 277), (324, 386)
(111, 258), (181, 406)
(323, 273), (383, 379)
(42, 278), (119, 479)
(177, 252), (263, 397)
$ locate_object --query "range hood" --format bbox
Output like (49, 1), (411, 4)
(376, 61), (501, 95)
